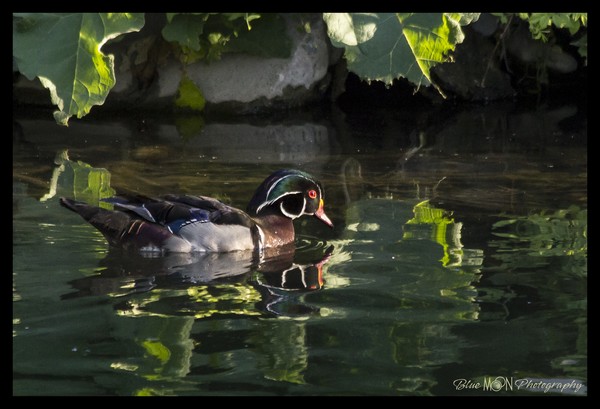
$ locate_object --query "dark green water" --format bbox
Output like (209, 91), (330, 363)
(13, 102), (587, 396)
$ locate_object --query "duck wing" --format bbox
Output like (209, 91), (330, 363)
(106, 194), (255, 228)
(103, 194), (214, 233)
(155, 194), (262, 252)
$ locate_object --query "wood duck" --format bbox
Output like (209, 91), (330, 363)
(59, 169), (333, 254)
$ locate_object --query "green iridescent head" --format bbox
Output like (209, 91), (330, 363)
(247, 169), (333, 227)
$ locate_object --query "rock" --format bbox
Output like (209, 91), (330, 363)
(111, 13), (333, 113)
(167, 15), (331, 109)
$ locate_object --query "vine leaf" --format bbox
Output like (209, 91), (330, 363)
(323, 13), (479, 94)
(13, 13), (145, 126)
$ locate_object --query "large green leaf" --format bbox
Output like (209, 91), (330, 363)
(13, 13), (144, 126)
(323, 13), (479, 91)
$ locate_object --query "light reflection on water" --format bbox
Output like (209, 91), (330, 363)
(13, 103), (586, 395)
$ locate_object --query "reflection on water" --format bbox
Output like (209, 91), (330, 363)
(479, 207), (587, 381)
(62, 244), (333, 318)
(13, 102), (586, 395)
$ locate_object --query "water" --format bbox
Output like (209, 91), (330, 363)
(13, 101), (587, 396)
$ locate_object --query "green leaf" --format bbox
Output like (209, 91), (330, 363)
(323, 13), (479, 91)
(72, 160), (116, 205)
(39, 149), (116, 207)
(13, 13), (144, 126)
(175, 76), (205, 111)
(162, 13), (239, 63)
(405, 200), (459, 267)
(550, 13), (579, 33)
(244, 13), (262, 29)
(516, 13), (587, 42)
(141, 340), (171, 365)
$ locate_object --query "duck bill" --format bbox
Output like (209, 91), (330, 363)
(314, 199), (334, 228)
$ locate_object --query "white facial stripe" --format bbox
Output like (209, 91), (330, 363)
(300, 267), (307, 288)
(256, 190), (303, 214)
(281, 269), (287, 286)
(262, 173), (322, 206)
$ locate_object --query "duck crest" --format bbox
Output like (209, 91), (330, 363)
(247, 169), (322, 216)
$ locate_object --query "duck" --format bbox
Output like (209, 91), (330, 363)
(59, 169), (333, 255)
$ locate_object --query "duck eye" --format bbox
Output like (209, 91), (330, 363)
(308, 189), (317, 199)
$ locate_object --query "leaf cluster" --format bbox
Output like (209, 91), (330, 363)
(493, 13), (587, 63)
(162, 13), (290, 64)
(13, 13), (587, 127)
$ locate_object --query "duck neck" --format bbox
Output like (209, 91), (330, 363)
(253, 209), (295, 248)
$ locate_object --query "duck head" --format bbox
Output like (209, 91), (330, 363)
(247, 169), (333, 227)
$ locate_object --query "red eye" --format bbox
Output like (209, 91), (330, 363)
(308, 189), (317, 199)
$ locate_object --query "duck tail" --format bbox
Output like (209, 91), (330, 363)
(59, 197), (135, 247)
(59, 197), (189, 252)
(59, 197), (103, 221)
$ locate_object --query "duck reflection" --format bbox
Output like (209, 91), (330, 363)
(62, 244), (333, 317)
(253, 249), (331, 316)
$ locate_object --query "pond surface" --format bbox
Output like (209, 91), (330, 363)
(13, 100), (587, 396)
